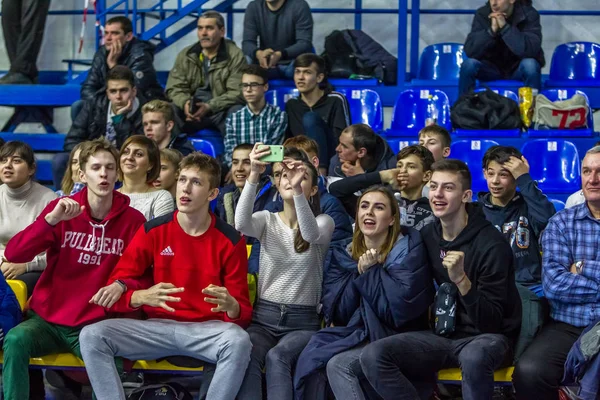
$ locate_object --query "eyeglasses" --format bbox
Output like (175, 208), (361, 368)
(239, 82), (265, 90)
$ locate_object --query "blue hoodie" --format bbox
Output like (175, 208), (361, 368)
(0, 276), (22, 344)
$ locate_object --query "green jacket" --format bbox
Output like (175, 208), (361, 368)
(166, 39), (246, 114)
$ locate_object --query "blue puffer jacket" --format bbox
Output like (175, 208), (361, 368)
(293, 227), (434, 399)
(0, 276), (22, 344)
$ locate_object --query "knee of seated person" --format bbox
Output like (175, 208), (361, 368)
(458, 341), (502, 371)
(460, 58), (482, 75)
(3, 326), (31, 353)
(265, 345), (293, 367)
(79, 324), (106, 348)
(519, 58), (541, 75)
(220, 325), (252, 353)
(513, 353), (547, 385)
(359, 343), (386, 371)
(326, 354), (351, 377)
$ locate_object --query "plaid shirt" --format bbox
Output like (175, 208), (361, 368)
(224, 103), (287, 167)
(542, 203), (600, 327)
(55, 182), (86, 197)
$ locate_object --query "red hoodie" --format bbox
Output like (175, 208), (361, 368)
(4, 188), (146, 327)
(109, 211), (252, 328)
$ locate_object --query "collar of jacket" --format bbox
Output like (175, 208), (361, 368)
(186, 39), (230, 66)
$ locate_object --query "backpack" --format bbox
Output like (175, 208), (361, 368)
(451, 89), (522, 130)
(322, 29), (398, 85)
(533, 93), (589, 130)
(127, 382), (193, 400)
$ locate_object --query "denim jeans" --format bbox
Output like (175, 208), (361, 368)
(244, 56), (295, 79)
(237, 298), (321, 400)
(458, 58), (542, 95)
(302, 111), (337, 169)
(326, 346), (370, 400)
(360, 330), (511, 400)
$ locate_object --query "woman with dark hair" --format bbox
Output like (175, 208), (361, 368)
(294, 186), (434, 400)
(118, 135), (174, 220)
(0, 141), (57, 295)
(235, 144), (335, 400)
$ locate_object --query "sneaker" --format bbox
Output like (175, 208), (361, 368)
(121, 371), (144, 388)
(0, 72), (34, 84)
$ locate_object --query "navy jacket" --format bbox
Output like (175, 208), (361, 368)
(328, 133), (396, 179)
(477, 173), (555, 287)
(293, 228), (433, 399)
(0, 276), (22, 344)
(563, 318), (600, 399)
(464, 2), (545, 77)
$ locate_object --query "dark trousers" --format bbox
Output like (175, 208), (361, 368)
(513, 320), (584, 400)
(51, 152), (70, 191)
(360, 330), (511, 400)
(178, 104), (244, 136)
(1, 0), (51, 79)
(302, 112), (337, 169)
(458, 58), (542, 95)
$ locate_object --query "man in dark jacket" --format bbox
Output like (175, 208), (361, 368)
(142, 99), (194, 156)
(459, 0), (545, 95)
(243, 0), (313, 79)
(360, 159), (521, 400)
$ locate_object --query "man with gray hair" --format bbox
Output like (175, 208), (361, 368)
(513, 145), (600, 399)
(166, 10), (246, 136)
(565, 141), (600, 208)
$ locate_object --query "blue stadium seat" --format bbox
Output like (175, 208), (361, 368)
(548, 42), (600, 85)
(416, 43), (465, 82)
(35, 159), (54, 184)
(384, 138), (419, 154)
(529, 89), (594, 137)
(264, 88), (299, 110)
(455, 89), (521, 138)
(336, 88), (383, 132)
(190, 138), (216, 158)
(0, 133), (65, 152)
(450, 140), (500, 193)
(521, 139), (581, 193)
(388, 89), (451, 137)
(550, 198), (566, 212)
(190, 129), (223, 156)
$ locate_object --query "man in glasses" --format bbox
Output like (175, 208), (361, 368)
(223, 64), (287, 181)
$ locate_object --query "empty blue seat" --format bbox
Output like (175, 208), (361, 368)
(35, 159), (54, 183)
(550, 199), (566, 212)
(455, 88), (521, 138)
(529, 89), (594, 137)
(335, 88), (383, 132)
(264, 88), (299, 110)
(0, 133), (65, 152)
(190, 129), (223, 156)
(450, 140), (500, 193)
(548, 42), (600, 84)
(388, 89), (451, 137)
(416, 43), (465, 82)
(521, 139), (581, 193)
(190, 138), (216, 158)
(384, 138), (419, 154)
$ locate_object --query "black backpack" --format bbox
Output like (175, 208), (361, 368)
(322, 29), (398, 85)
(451, 89), (523, 130)
(127, 382), (193, 400)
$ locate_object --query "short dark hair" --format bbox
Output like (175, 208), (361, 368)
(419, 125), (451, 149)
(347, 124), (377, 155)
(295, 53), (326, 77)
(397, 145), (435, 171)
(106, 16), (133, 35)
(233, 143), (254, 153)
(0, 141), (36, 170)
(79, 138), (119, 173)
(119, 135), (161, 183)
(241, 64), (269, 84)
(179, 152), (221, 190)
(199, 10), (225, 29)
(431, 159), (472, 191)
(482, 146), (522, 170)
(107, 65), (134, 87)
(0, 137), (5, 148)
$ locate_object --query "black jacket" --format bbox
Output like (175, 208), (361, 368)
(477, 173), (556, 287)
(286, 91), (351, 140)
(81, 38), (165, 102)
(421, 203), (522, 344)
(64, 95), (144, 151)
(167, 133), (195, 156)
(328, 134), (396, 179)
(464, 2), (545, 77)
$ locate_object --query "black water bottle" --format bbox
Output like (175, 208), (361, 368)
(434, 282), (458, 337)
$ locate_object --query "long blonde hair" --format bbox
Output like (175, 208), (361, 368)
(350, 186), (401, 263)
(61, 142), (87, 195)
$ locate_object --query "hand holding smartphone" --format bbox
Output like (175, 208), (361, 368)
(258, 145), (284, 162)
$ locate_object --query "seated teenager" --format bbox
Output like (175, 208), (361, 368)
(81, 153), (252, 400)
(56, 142), (88, 197)
(294, 186), (434, 400)
(418, 125), (451, 162)
(359, 159), (522, 400)
(330, 145), (435, 231)
(513, 146), (600, 400)
(142, 99), (195, 156)
(118, 135), (175, 220)
(0, 141), (57, 296)
(1, 139), (146, 400)
(234, 143), (335, 399)
(286, 54), (351, 173)
(153, 148), (182, 199)
(329, 123), (396, 180)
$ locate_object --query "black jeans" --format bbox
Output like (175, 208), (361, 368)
(360, 330), (511, 400)
(1, 0), (51, 79)
(513, 320), (584, 400)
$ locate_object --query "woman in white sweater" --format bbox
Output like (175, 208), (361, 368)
(117, 135), (174, 220)
(235, 144), (335, 400)
(0, 141), (57, 296)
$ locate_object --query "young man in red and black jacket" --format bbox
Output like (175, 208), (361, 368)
(81, 153), (253, 400)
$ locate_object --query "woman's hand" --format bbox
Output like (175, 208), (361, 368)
(248, 143), (271, 184)
(282, 159), (307, 196)
(358, 249), (381, 274)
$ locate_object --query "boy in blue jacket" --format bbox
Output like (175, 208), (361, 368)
(0, 273), (22, 344)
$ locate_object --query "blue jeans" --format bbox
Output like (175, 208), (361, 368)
(244, 56), (295, 79)
(51, 152), (70, 190)
(302, 111), (337, 169)
(238, 299), (321, 400)
(459, 58), (542, 95)
(360, 330), (511, 400)
(326, 345), (381, 400)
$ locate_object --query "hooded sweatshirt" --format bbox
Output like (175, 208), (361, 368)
(286, 90), (351, 140)
(477, 173), (556, 286)
(421, 203), (522, 343)
(328, 134), (397, 179)
(4, 188), (146, 327)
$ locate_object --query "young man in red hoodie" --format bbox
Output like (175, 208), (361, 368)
(2, 139), (146, 400)
(81, 152), (253, 400)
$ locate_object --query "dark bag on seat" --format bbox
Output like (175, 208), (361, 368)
(127, 382), (193, 400)
(451, 89), (523, 130)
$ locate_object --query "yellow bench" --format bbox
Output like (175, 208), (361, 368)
(437, 367), (514, 384)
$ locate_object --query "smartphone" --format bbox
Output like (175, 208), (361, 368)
(259, 145), (284, 162)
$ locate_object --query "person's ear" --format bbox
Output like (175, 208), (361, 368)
(357, 147), (367, 159)
(310, 185), (319, 197)
(462, 189), (473, 203)
(131, 86), (137, 98)
(79, 168), (87, 184)
(423, 170), (432, 183)
(443, 147), (451, 158)
(125, 32), (134, 42)
(264, 83), (269, 92)
(312, 156), (319, 170)
(316, 73), (324, 84)
(209, 187), (220, 202)
(166, 120), (175, 133)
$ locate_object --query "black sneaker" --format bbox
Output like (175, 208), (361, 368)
(121, 372), (144, 389)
